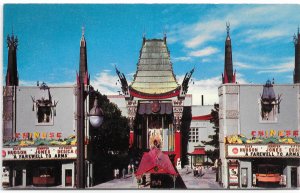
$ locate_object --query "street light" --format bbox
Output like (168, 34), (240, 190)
(88, 96), (104, 128)
(76, 83), (103, 189)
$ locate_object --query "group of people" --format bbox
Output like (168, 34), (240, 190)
(193, 166), (204, 177)
(114, 164), (135, 179)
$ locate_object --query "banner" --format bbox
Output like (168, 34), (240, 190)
(2, 146), (77, 160)
(228, 164), (239, 186)
(227, 144), (300, 158)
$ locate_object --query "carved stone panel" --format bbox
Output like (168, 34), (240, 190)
(126, 100), (138, 128)
(172, 100), (184, 130)
(226, 110), (239, 119)
(225, 85), (239, 94)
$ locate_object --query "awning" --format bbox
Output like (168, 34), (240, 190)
(135, 148), (178, 177)
(192, 114), (212, 121)
(188, 147), (206, 155)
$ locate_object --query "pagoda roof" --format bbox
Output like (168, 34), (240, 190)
(129, 38), (180, 97)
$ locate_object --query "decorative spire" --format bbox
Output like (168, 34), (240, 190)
(222, 22), (236, 84)
(78, 27), (89, 85)
(80, 26), (86, 47)
(226, 22), (230, 37)
(6, 32), (19, 86)
(294, 26), (300, 83)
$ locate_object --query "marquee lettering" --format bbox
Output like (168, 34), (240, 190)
(251, 130), (299, 137)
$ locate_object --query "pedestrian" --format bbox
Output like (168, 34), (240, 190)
(116, 168), (119, 178)
(198, 166), (202, 177)
(131, 164), (135, 173)
(114, 168), (117, 179)
(197, 166), (201, 177)
(122, 168), (126, 178)
(128, 164), (131, 175)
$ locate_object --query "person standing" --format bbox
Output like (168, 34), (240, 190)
(122, 168), (126, 178)
(116, 168), (119, 178)
(197, 166), (201, 177)
(128, 164), (131, 175)
(114, 169), (117, 179)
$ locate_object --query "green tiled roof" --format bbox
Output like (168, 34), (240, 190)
(130, 39), (179, 94)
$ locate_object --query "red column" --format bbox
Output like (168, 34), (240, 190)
(129, 130), (134, 148)
(174, 131), (181, 164)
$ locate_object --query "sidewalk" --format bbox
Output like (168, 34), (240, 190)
(178, 167), (223, 189)
(91, 174), (138, 189)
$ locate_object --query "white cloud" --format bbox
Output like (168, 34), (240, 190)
(189, 47), (219, 57)
(176, 75), (221, 105)
(184, 34), (214, 48)
(90, 71), (120, 95)
(235, 62), (256, 69)
(172, 56), (192, 62)
(169, 5), (300, 51)
(257, 60), (294, 74)
(19, 80), (75, 86)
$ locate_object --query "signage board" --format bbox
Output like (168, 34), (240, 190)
(228, 162), (239, 186)
(2, 146), (77, 160)
(226, 144), (300, 158)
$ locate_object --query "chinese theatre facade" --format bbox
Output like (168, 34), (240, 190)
(116, 35), (193, 165)
(217, 26), (300, 189)
(218, 82), (300, 189)
(2, 31), (94, 188)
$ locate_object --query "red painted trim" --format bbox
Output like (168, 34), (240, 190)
(129, 131), (134, 148)
(192, 114), (212, 121)
(129, 88), (180, 99)
(174, 131), (181, 164)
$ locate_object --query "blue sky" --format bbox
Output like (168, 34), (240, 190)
(3, 4), (300, 104)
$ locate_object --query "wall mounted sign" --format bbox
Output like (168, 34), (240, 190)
(228, 160), (239, 187)
(226, 144), (300, 158)
(251, 130), (299, 138)
(15, 132), (62, 140)
(2, 146), (77, 160)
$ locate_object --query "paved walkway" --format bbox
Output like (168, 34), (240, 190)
(178, 167), (222, 189)
(91, 174), (138, 189)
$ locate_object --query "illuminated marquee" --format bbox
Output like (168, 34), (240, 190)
(226, 144), (300, 158)
(15, 132), (63, 140)
(251, 130), (299, 137)
(2, 146), (77, 160)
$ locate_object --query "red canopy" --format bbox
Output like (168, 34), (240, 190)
(135, 148), (178, 177)
(188, 148), (206, 155)
(192, 114), (212, 121)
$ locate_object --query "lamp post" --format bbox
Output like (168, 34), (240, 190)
(76, 82), (103, 189)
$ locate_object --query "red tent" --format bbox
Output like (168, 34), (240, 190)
(135, 148), (178, 177)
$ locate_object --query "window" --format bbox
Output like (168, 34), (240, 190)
(258, 100), (278, 123)
(189, 127), (199, 142)
(35, 103), (54, 125)
(37, 106), (52, 123)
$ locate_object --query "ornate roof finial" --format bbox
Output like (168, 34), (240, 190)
(294, 33), (297, 45)
(226, 22), (230, 37)
(82, 26), (85, 37)
(12, 24), (14, 36)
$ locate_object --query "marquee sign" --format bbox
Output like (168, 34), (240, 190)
(226, 144), (300, 158)
(2, 146), (77, 160)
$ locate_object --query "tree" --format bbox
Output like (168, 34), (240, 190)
(89, 90), (130, 183)
(201, 103), (219, 163)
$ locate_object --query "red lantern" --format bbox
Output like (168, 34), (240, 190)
(2, 150), (6, 157)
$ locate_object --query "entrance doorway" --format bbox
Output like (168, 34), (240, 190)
(291, 167), (297, 188)
(14, 169), (23, 186)
(65, 169), (72, 186)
